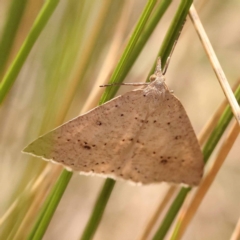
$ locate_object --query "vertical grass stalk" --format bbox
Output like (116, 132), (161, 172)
(0, 0), (60, 104)
(0, 0), (28, 76)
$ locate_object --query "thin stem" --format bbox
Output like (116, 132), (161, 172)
(189, 4), (240, 125)
(148, 0), (193, 79)
(27, 171), (72, 240)
(81, 1), (158, 239)
(99, 0), (158, 104)
(80, 179), (116, 240)
(0, 0), (28, 76)
(0, 0), (60, 104)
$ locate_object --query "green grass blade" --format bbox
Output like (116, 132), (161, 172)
(23, 0), (202, 239)
(116, 0), (173, 84)
(80, 179), (116, 240)
(152, 85), (240, 240)
(99, 0), (158, 104)
(81, 1), (162, 239)
(0, 0), (28, 76)
(82, 1), (194, 239)
(0, 0), (60, 104)
(27, 171), (72, 240)
(149, 0), (193, 77)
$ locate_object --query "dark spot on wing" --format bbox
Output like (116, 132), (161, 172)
(161, 159), (168, 164)
(97, 121), (102, 125)
(84, 145), (91, 149)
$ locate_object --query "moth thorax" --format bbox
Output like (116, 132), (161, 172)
(149, 73), (164, 82)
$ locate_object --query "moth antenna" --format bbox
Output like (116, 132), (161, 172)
(100, 82), (149, 87)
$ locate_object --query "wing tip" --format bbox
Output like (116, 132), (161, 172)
(22, 145), (30, 154)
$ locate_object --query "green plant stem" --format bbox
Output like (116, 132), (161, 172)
(99, 0), (158, 104)
(81, 1), (160, 239)
(120, 0), (172, 82)
(82, 1), (193, 239)
(0, 0), (28, 76)
(152, 85), (240, 240)
(0, 0), (60, 105)
(80, 179), (116, 240)
(149, 0), (193, 78)
(27, 1), (158, 239)
(27, 171), (72, 240)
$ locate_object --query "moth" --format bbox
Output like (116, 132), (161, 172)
(23, 58), (204, 186)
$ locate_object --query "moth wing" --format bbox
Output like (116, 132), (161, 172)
(23, 90), (149, 176)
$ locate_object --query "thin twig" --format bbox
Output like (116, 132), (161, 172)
(189, 4), (240, 125)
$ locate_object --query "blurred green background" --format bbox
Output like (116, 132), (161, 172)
(0, 0), (240, 239)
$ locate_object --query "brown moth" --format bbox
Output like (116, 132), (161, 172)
(23, 58), (204, 186)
